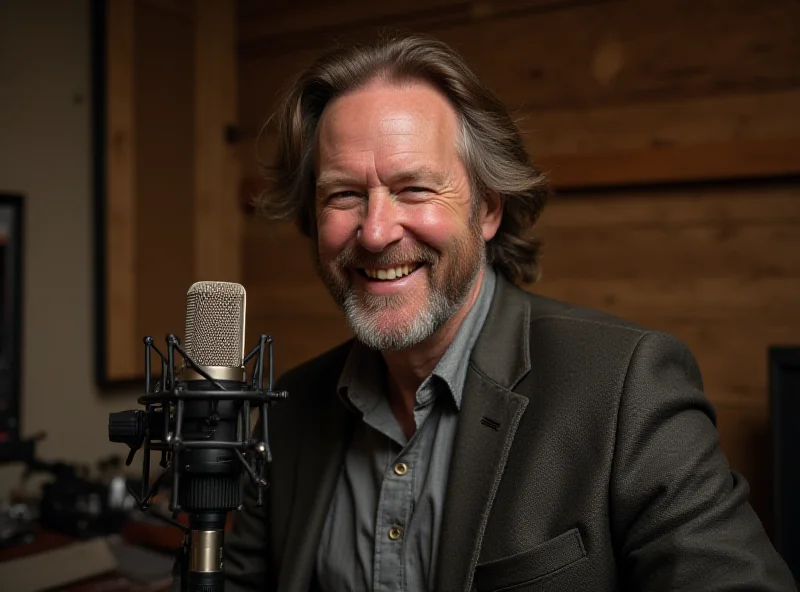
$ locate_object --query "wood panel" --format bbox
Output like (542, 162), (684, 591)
(240, 98), (800, 189)
(133, 0), (195, 358)
(519, 90), (800, 156)
(237, 0), (598, 43)
(105, 0), (137, 379)
(242, 218), (349, 376)
(194, 0), (241, 282)
(715, 401), (773, 529)
(236, 0), (800, 115)
(236, 0), (800, 188)
(240, 87), (800, 184)
(539, 138), (800, 188)
(238, 0), (800, 109)
(98, 0), (241, 382)
(538, 221), (800, 280)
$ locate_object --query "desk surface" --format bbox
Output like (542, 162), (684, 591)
(0, 528), (174, 592)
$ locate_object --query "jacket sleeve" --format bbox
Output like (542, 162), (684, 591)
(611, 331), (796, 591)
(223, 418), (276, 592)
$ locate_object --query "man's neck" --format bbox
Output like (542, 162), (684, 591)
(382, 268), (486, 438)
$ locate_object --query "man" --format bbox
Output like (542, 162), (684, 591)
(225, 35), (795, 591)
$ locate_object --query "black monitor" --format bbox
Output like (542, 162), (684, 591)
(0, 193), (24, 463)
(770, 345), (800, 580)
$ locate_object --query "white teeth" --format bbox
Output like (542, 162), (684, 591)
(364, 264), (417, 280)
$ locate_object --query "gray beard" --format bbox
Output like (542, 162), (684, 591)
(340, 248), (484, 351)
(342, 287), (454, 351)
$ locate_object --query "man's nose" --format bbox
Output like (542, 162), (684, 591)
(357, 192), (403, 252)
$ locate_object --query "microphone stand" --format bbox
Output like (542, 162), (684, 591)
(109, 334), (287, 592)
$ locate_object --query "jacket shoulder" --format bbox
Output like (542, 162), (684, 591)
(514, 283), (648, 335)
(275, 339), (354, 392)
(504, 281), (699, 391)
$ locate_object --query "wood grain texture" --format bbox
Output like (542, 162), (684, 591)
(141, 0), (193, 18)
(241, 136), (800, 192)
(101, 0), (243, 381)
(133, 0), (195, 364)
(714, 401), (774, 531)
(237, 0), (800, 113)
(194, 0), (241, 282)
(238, 0), (607, 54)
(236, 0), (800, 188)
(238, 86), (800, 188)
(105, 0), (137, 379)
(539, 138), (800, 188)
(242, 218), (349, 376)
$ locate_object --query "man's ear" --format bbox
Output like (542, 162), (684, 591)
(480, 190), (504, 241)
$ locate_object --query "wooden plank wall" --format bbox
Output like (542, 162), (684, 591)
(238, 0), (800, 187)
(132, 0), (196, 379)
(235, 0), (800, 527)
(100, 0), (240, 382)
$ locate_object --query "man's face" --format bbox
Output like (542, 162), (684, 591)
(314, 79), (495, 350)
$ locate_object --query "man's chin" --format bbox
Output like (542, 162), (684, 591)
(345, 307), (434, 351)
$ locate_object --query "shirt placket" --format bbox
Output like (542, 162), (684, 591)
(373, 437), (418, 591)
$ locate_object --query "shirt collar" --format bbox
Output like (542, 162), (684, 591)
(337, 266), (497, 412)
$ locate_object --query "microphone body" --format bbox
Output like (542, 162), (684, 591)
(180, 281), (247, 591)
(109, 281), (286, 592)
(180, 379), (242, 591)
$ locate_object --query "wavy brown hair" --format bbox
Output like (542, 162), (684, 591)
(255, 33), (550, 283)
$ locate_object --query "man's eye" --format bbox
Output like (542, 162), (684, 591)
(329, 190), (362, 200)
(403, 186), (431, 194)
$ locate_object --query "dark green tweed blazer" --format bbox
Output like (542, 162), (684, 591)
(224, 275), (795, 592)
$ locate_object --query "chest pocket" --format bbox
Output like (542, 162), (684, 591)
(474, 528), (586, 591)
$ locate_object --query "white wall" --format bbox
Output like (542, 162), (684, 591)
(0, 0), (139, 496)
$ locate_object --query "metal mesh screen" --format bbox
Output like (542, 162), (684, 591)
(184, 281), (246, 367)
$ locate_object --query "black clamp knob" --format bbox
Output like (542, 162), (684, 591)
(108, 409), (146, 449)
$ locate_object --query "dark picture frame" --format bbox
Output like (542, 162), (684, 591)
(89, 0), (118, 388)
(769, 346), (800, 580)
(0, 193), (25, 461)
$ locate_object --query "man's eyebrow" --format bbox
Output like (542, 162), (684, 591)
(387, 166), (448, 186)
(315, 167), (448, 193)
(315, 174), (359, 192)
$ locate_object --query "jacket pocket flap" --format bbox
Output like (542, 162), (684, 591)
(474, 528), (586, 591)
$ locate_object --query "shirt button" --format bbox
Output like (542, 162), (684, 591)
(393, 462), (408, 476)
(388, 526), (403, 541)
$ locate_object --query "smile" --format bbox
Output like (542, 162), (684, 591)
(360, 263), (422, 281)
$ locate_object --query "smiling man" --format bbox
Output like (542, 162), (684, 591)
(224, 35), (795, 592)
(313, 80), (501, 441)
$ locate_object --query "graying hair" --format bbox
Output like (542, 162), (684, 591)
(255, 33), (550, 283)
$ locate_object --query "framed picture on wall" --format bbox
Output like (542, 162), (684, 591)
(0, 193), (24, 461)
(91, 0), (240, 385)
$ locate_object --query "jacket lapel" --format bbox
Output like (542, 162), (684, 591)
(436, 278), (532, 591)
(278, 389), (356, 592)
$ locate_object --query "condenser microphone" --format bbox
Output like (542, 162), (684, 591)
(178, 281), (247, 591)
(108, 281), (287, 592)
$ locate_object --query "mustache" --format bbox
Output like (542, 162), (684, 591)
(333, 244), (439, 269)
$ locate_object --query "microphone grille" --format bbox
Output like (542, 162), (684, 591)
(184, 281), (246, 367)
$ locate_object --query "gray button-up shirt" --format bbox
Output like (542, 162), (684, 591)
(315, 267), (497, 592)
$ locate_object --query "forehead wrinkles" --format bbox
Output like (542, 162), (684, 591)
(318, 81), (459, 146)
